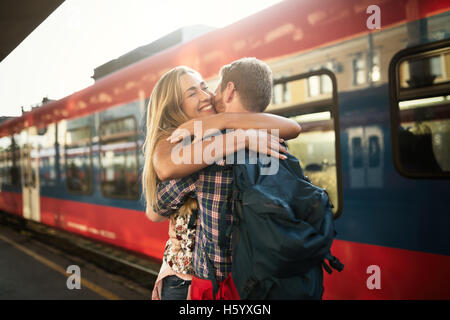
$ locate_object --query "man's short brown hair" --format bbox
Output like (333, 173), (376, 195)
(219, 57), (273, 112)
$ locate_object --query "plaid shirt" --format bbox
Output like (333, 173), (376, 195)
(155, 161), (234, 281)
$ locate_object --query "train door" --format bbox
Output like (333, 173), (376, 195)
(20, 127), (40, 222)
(347, 125), (384, 189)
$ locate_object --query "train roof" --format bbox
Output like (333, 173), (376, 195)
(1, 0), (448, 138)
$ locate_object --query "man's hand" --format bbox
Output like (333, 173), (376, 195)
(242, 129), (288, 160)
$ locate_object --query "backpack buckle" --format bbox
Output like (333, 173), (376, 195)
(322, 254), (344, 274)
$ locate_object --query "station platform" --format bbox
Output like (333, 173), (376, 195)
(0, 223), (153, 300)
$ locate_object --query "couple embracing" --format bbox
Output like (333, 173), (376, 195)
(143, 58), (306, 300)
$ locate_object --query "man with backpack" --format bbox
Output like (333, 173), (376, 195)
(154, 58), (342, 300)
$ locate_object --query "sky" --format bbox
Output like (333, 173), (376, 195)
(0, 0), (282, 117)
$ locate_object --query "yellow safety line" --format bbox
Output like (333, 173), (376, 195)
(0, 233), (121, 300)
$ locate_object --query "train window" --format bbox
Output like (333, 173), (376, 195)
(0, 137), (8, 185)
(0, 143), (5, 186)
(40, 154), (56, 185)
(99, 117), (139, 200)
(65, 127), (93, 194)
(39, 124), (57, 187)
(3, 136), (21, 186)
(266, 70), (342, 218)
(390, 40), (450, 178)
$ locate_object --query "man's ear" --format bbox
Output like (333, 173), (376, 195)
(223, 81), (236, 103)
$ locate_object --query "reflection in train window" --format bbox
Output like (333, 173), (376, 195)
(272, 82), (290, 105)
(12, 137), (20, 186)
(397, 96), (450, 173)
(352, 54), (366, 85)
(352, 137), (363, 168)
(65, 127), (93, 194)
(308, 73), (333, 97)
(99, 117), (139, 200)
(39, 124), (57, 187)
(1, 136), (21, 186)
(399, 53), (448, 89)
(368, 136), (381, 168)
(371, 50), (381, 83)
(0, 139), (6, 186)
(21, 144), (36, 188)
(40, 156), (56, 186)
(267, 70), (341, 217)
(392, 42), (450, 177)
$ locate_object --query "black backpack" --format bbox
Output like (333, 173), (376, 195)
(221, 150), (344, 300)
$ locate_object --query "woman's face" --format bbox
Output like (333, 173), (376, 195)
(180, 72), (216, 119)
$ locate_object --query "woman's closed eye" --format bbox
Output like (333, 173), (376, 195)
(188, 87), (208, 97)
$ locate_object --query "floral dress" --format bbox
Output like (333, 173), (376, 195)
(163, 213), (196, 275)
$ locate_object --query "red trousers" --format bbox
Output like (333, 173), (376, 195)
(191, 273), (240, 300)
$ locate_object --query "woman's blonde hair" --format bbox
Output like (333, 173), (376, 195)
(142, 66), (199, 218)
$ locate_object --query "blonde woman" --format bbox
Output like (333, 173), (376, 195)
(143, 65), (300, 300)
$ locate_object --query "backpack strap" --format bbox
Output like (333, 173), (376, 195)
(322, 252), (344, 274)
(205, 253), (219, 300)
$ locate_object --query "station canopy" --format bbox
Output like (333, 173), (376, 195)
(0, 0), (64, 62)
